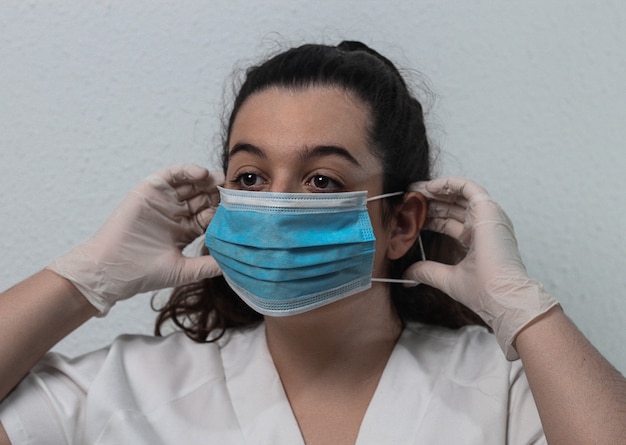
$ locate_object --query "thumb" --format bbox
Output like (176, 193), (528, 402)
(176, 255), (223, 284)
(403, 260), (455, 295)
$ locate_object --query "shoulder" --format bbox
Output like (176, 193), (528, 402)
(33, 324), (265, 397)
(31, 326), (265, 415)
(38, 331), (219, 374)
(402, 322), (500, 355)
(0, 326), (267, 443)
(400, 322), (518, 381)
(391, 324), (543, 443)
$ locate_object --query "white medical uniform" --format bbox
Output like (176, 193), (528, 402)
(0, 322), (545, 444)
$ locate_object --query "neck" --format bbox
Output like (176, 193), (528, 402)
(264, 284), (403, 382)
(264, 285), (403, 444)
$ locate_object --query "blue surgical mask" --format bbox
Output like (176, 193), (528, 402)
(205, 187), (417, 316)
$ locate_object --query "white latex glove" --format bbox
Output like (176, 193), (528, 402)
(405, 177), (559, 360)
(47, 164), (224, 315)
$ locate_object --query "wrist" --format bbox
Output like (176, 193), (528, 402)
(513, 305), (565, 355)
(488, 279), (560, 360)
(42, 268), (102, 317)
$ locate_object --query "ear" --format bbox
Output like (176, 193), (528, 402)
(387, 191), (427, 260)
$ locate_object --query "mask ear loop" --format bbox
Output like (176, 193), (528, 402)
(417, 233), (426, 262)
(366, 191), (427, 262)
(371, 233), (425, 286)
(366, 191), (405, 201)
(368, 191), (425, 286)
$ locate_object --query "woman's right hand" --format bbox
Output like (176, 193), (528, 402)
(47, 164), (224, 315)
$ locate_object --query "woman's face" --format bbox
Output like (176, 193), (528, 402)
(226, 86), (393, 280)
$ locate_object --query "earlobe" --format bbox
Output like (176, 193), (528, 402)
(387, 192), (427, 260)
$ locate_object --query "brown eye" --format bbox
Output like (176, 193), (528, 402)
(234, 173), (264, 188)
(308, 174), (342, 191)
(312, 175), (330, 189)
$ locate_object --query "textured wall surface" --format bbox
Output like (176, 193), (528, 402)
(1, 1), (625, 371)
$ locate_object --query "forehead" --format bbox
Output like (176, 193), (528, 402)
(229, 86), (373, 154)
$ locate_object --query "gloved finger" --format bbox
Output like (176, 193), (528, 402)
(175, 183), (208, 200)
(128, 179), (183, 220)
(196, 206), (219, 230)
(174, 170), (225, 200)
(465, 198), (504, 234)
(408, 181), (467, 206)
(427, 201), (468, 224)
(162, 164), (211, 186)
(409, 181), (463, 206)
(427, 177), (489, 201)
(208, 169), (225, 187)
(410, 177), (489, 205)
(423, 218), (471, 247)
(185, 193), (214, 215)
(403, 260), (457, 296)
(176, 255), (222, 284)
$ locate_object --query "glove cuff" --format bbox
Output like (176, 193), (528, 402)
(488, 280), (560, 360)
(46, 254), (112, 317)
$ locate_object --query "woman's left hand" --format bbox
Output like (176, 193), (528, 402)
(404, 177), (558, 359)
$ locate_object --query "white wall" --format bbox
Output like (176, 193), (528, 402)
(1, 1), (624, 372)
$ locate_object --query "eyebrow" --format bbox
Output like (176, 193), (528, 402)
(229, 143), (362, 167)
(300, 145), (362, 167)
(229, 143), (267, 159)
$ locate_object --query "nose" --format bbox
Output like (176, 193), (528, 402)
(266, 171), (302, 193)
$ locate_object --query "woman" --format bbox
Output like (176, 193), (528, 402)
(0, 41), (624, 444)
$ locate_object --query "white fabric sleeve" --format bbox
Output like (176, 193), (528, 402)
(0, 348), (109, 445)
(507, 361), (547, 445)
(0, 332), (232, 445)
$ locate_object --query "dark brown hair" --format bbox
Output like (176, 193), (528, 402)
(155, 41), (487, 342)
